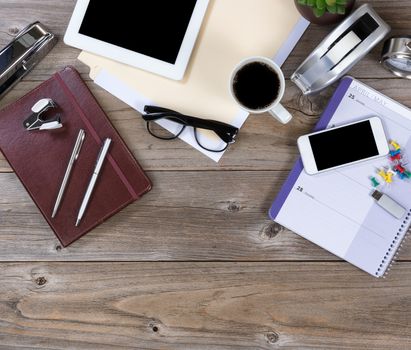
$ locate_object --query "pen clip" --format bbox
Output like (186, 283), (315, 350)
(75, 130), (86, 160)
(94, 138), (112, 173)
(95, 140), (104, 167)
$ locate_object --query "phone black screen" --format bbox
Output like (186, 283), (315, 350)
(79, 1), (198, 64)
(309, 120), (379, 171)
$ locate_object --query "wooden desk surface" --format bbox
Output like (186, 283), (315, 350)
(1, 0), (410, 348)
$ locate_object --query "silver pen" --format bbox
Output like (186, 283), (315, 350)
(52, 129), (86, 218)
(75, 138), (112, 227)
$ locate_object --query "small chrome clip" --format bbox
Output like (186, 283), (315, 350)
(23, 98), (63, 131)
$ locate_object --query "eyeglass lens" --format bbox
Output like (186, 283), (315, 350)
(146, 119), (229, 152)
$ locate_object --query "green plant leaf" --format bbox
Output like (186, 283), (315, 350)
(337, 5), (346, 14)
(297, 0), (307, 4)
(336, 0), (347, 5)
(316, 0), (326, 10)
(326, 0), (336, 6)
(313, 6), (326, 17)
(307, 0), (316, 6)
(327, 4), (337, 13)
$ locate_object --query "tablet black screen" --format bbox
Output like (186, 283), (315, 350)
(79, 1), (198, 64)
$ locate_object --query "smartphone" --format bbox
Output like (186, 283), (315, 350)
(298, 117), (389, 175)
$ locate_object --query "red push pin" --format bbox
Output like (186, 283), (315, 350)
(394, 164), (406, 174)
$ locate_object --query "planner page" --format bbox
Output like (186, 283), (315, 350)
(271, 78), (411, 277)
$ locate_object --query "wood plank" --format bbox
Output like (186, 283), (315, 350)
(0, 1), (410, 350)
(0, 0), (409, 81)
(0, 80), (314, 172)
(2, 78), (411, 172)
(0, 0), (408, 83)
(0, 0), (83, 82)
(0, 262), (410, 349)
(1, 171), (410, 261)
(0, 0), (408, 85)
(1, 0), (411, 172)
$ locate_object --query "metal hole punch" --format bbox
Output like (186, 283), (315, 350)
(23, 98), (63, 131)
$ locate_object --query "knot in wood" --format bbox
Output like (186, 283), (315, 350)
(55, 245), (62, 252)
(35, 276), (47, 286)
(149, 321), (160, 333)
(266, 331), (279, 344)
(227, 201), (240, 212)
(260, 223), (283, 240)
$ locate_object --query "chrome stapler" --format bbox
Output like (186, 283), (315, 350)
(291, 4), (390, 95)
(0, 22), (57, 100)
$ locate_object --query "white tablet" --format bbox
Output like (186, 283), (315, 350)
(64, 0), (209, 80)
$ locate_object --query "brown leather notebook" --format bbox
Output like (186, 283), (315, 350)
(0, 66), (152, 246)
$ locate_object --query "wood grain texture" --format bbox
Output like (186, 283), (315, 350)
(1, 0), (411, 348)
(0, 171), (340, 261)
(0, 0), (411, 173)
(0, 80), (321, 172)
(0, 171), (410, 261)
(1, 262), (411, 350)
(0, 0), (408, 82)
(2, 79), (411, 172)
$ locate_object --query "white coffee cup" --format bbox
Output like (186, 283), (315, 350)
(229, 56), (292, 124)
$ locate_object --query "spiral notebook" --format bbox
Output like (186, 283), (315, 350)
(270, 77), (411, 277)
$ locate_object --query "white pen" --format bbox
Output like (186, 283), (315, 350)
(75, 138), (112, 227)
(52, 129), (86, 218)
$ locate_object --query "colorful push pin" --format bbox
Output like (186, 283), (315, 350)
(404, 170), (411, 179)
(371, 177), (380, 187)
(390, 140), (401, 151)
(390, 149), (402, 158)
(378, 169), (390, 182)
(394, 164), (405, 174)
(386, 171), (394, 183)
(390, 154), (402, 162)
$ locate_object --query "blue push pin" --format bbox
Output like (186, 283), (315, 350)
(390, 149), (401, 157)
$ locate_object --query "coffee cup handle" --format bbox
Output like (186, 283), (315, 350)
(268, 103), (292, 124)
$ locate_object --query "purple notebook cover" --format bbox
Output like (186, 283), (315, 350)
(269, 77), (353, 220)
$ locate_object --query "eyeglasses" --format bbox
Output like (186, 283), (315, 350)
(142, 105), (239, 152)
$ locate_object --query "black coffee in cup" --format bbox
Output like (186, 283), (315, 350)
(232, 61), (281, 111)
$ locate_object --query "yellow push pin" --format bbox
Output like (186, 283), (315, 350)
(390, 140), (401, 151)
(386, 171), (394, 183)
(378, 169), (390, 183)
